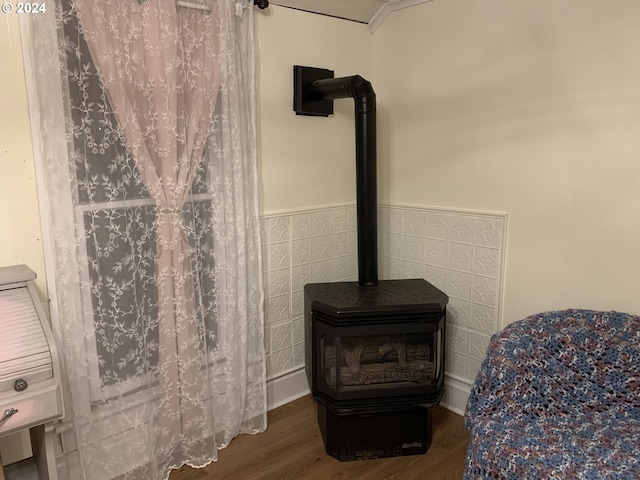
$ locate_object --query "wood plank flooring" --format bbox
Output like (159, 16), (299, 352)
(169, 395), (470, 480)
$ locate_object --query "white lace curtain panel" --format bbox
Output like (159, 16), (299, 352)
(20, 1), (266, 479)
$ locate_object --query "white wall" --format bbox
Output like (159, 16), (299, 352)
(255, 5), (371, 214)
(372, 0), (640, 324)
(0, 15), (46, 298)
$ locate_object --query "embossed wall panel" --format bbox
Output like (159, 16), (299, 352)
(379, 206), (507, 385)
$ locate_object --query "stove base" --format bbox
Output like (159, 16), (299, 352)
(317, 404), (433, 461)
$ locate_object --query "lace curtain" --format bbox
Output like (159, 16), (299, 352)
(20, 1), (266, 479)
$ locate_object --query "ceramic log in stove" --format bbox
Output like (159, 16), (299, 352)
(295, 66), (448, 461)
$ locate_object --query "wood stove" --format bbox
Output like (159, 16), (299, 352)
(295, 66), (448, 461)
(305, 279), (447, 460)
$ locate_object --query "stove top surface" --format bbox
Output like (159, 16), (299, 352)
(305, 278), (448, 319)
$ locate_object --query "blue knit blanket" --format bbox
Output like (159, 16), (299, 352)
(464, 309), (640, 479)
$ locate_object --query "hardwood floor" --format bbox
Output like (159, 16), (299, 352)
(169, 395), (470, 480)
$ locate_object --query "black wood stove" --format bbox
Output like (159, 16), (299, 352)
(295, 66), (448, 461)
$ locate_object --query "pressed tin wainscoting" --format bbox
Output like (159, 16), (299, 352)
(261, 205), (359, 382)
(378, 205), (507, 412)
(260, 204), (507, 411)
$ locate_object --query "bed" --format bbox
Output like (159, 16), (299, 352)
(464, 309), (640, 479)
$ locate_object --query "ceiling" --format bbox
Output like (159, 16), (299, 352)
(269, 0), (433, 31)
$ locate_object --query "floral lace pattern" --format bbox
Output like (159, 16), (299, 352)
(20, 1), (266, 479)
(465, 309), (640, 479)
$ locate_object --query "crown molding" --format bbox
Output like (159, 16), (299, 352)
(369, 0), (435, 33)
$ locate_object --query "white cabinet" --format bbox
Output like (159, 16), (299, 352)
(0, 265), (63, 480)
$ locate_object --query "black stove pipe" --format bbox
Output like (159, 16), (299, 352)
(309, 76), (378, 286)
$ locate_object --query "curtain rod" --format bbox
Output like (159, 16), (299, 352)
(175, 0), (269, 12)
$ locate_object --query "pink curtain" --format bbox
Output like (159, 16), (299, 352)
(74, 0), (221, 466)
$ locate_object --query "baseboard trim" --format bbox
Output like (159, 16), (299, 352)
(267, 368), (310, 411)
(266, 368), (472, 419)
(440, 375), (473, 416)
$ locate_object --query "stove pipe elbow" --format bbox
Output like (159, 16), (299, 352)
(309, 75), (374, 101)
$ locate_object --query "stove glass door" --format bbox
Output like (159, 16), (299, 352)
(320, 332), (436, 393)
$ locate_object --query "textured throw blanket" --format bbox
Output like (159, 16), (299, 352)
(464, 309), (640, 479)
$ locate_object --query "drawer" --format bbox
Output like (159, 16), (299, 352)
(0, 365), (53, 395)
(0, 385), (62, 437)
